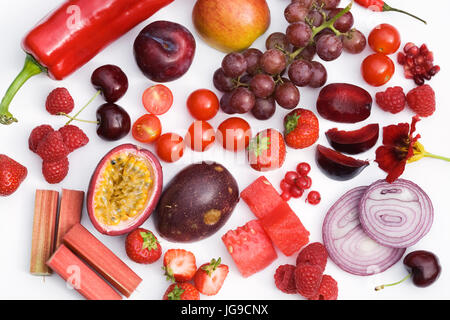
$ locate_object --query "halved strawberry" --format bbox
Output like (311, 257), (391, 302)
(194, 258), (229, 296)
(163, 249), (197, 282)
(248, 129), (286, 172)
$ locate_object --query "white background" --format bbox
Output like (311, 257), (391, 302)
(0, 0), (449, 300)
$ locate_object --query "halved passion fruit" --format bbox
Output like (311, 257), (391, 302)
(87, 144), (163, 236)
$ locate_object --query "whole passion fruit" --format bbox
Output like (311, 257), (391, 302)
(87, 144), (163, 236)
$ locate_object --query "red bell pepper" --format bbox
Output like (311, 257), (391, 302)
(355, 0), (426, 24)
(0, 0), (174, 125)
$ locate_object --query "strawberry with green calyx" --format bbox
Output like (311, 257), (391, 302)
(194, 258), (229, 296)
(125, 228), (162, 264)
(284, 108), (319, 149)
(163, 283), (200, 300)
(248, 129), (286, 172)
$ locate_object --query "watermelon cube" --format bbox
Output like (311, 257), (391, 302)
(240, 176), (283, 219)
(222, 219), (277, 278)
(260, 201), (310, 256)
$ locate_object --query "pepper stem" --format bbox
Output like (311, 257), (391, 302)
(65, 90), (101, 125)
(375, 273), (411, 291)
(383, 3), (427, 24)
(0, 54), (46, 125)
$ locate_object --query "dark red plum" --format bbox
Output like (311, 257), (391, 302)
(96, 103), (131, 141)
(91, 65), (128, 103)
(326, 124), (379, 155)
(134, 21), (196, 82)
(317, 83), (372, 123)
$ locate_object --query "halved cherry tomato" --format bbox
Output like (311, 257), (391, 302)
(187, 89), (219, 120)
(186, 120), (216, 152)
(361, 53), (395, 87)
(156, 133), (185, 163)
(368, 24), (401, 55)
(142, 84), (173, 115)
(217, 117), (252, 152)
(131, 114), (162, 143)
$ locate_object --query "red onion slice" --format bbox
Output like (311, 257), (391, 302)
(359, 179), (433, 249)
(323, 186), (405, 276)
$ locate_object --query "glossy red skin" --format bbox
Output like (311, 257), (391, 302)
(361, 53), (395, 87)
(316, 145), (369, 181)
(317, 83), (372, 123)
(87, 144), (163, 236)
(91, 65), (128, 103)
(22, 0), (174, 80)
(157, 133), (185, 163)
(403, 250), (441, 287)
(134, 21), (196, 82)
(186, 120), (216, 152)
(325, 123), (379, 155)
(368, 24), (401, 55)
(217, 117), (252, 152)
(187, 89), (220, 120)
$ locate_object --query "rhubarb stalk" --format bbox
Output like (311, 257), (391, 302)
(55, 189), (84, 249)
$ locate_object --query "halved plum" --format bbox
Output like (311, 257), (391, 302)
(316, 145), (369, 181)
(316, 83), (372, 123)
(87, 144), (163, 236)
(325, 124), (379, 155)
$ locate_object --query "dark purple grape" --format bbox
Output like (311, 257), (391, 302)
(260, 49), (287, 75)
(309, 61), (327, 88)
(213, 68), (234, 92)
(220, 92), (236, 114)
(242, 48), (263, 75)
(314, 28), (335, 42)
(316, 34), (343, 61)
(288, 60), (313, 87)
(328, 8), (354, 33)
(296, 44), (316, 60)
(266, 32), (290, 51)
(239, 74), (253, 86)
(230, 87), (256, 113)
(316, 0), (340, 9)
(285, 2), (309, 23)
(222, 52), (247, 78)
(250, 74), (275, 99)
(251, 97), (276, 120)
(306, 10), (324, 27)
(342, 29), (367, 54)
(286, 22), (313, 48)
(275, 81), (300, 109)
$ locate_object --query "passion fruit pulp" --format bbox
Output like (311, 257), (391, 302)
(87, 144), (163, 236)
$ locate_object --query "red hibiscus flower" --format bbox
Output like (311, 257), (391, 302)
(376, 116), (450, 183)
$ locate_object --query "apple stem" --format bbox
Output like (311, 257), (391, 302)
(374, 273), (411, 291)
(65, 90), (101, 125)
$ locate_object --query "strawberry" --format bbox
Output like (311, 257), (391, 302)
(0, 155), (27, 196)
(163, 283), (200, 300)
(194, 258), (229, 296)
(296, 242), (328, 272)
(36, 131), (70, 162)
(28, 125), (54, 153)
(125, 228), (162, 264)
(42, 157), (69, 184)
(308, 274), (338, 300)
(45, 88), (74, 115)
(58, 125), (89, 153)
(248, 129), (286, 172)
(163, 249), (197, 282)
(295, 262), (323, 298)
(283, 108), (319, 149)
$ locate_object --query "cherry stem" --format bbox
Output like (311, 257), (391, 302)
(59, 113), (99, 124)
(424, 152), (450, 162)
(375, 273), (411, 291)
(65, 89), (101, 125)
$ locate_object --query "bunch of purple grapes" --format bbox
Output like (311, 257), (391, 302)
(212, 0), (367, 121)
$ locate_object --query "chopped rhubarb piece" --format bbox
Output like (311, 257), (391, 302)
(222, 219), (277, 278)
(55, 189), (84, 249)
(30, 190), (59, 276)
(260, 201), (310, 256)
(240, 176), (283, 219)
(47, 245), (122, 300)
(63, 224), (142, 297)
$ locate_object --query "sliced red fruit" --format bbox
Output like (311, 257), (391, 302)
(316, 145), (369, 181)
(142, 84), (173, 115)
(194, 258), (229, 296)
(325, 124), (379, 155)
(222, 219), (277, 278)
(163, 249), (197, 282)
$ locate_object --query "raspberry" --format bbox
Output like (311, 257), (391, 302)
(274, 264), (297, 294)
(294, 263), (323, 298)
(36, 131), (70, 162)
(296, 242), (328, 272)
(406, 84), (436, 117)
(308, 275), (338, 300)
(58, 125), (89, 152)
(375, 87), (406, 114)
(28, 125), (54, 153)
(45, 88), (74, 115)
(42, 157), (69, 184)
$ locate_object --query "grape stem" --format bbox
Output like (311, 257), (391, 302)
(233, 76), (249, 88)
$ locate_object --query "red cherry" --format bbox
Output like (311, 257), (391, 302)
(296, 162), (311, 176)
(306, 191), (321, 205)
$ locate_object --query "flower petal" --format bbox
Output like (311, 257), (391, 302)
(382, 123), (410, 146)
(375, 146), (407, 183)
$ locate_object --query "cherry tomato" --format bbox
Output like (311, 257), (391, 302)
(368, 24), (401, 55)
(156, 133), (185, 163)
(217, 117), (252, 152)
(187, 89), (220, 120)
(131, 114), (162, 143)
(142, 84), (173, 115)
(361, 53), (395, 87)
(186, 120), (216, 152)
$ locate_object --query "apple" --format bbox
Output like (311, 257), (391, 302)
(192, 0), (270, 53)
